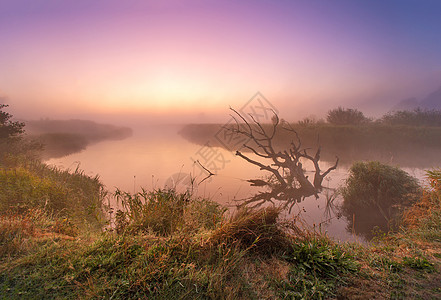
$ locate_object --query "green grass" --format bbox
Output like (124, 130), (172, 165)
(0, 152), (440, 298)
(0, 157), (106, 230)
(0, 217), (359, 299)
(0, 178), (359, 299)
(3, 106), (440, 298)
(114, 188), (225, 236)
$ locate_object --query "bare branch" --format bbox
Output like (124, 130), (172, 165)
(196, 160), (215, 184)
(236, 150), (287, 189)
(227, 107), (337, 207)
(322, 157), (339, 178)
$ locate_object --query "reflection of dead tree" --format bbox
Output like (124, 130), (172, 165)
(196, 160), (215, 184)
(228, 108), (338, 211)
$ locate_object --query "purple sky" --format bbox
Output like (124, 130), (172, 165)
(1, 0), (441, 122)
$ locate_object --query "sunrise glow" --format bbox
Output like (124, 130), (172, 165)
(1, 0), (441, 121)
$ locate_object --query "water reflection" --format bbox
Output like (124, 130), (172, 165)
(45, 124), (427, 243)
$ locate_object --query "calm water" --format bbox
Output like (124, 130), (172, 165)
(45, 124), (426, 243)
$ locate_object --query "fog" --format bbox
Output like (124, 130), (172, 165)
(2, 0), (441, 243)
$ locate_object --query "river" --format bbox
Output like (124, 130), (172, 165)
(45, 124), (427, 243)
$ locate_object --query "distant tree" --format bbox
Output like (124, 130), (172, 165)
(0, 104), (41, 165)
(297, 115), (324, 126)
(0, 104), (25, 139)
(380, 108), (441, 127)
(326, 107), (369, 125)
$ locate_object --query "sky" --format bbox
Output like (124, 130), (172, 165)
(1, 0), (441, 123)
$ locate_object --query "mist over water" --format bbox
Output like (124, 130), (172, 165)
(42, 121), (428, 243)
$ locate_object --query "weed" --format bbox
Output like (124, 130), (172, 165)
(402, 256), (435, 272)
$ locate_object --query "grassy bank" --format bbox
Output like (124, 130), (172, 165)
(1, 155), (440, 298)
(0, 154), (106, 232)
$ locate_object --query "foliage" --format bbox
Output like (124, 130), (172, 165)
(427, 169), (441, 191)
(289, 235), (357, 278)
(1, 104), (440, 298)
(380, 108), (441, 127)
(0, 106), (107, 229)
(0, 104), (24, 139)
(326, 106), (370, 125)
(296, 116), (324, 126)
(0, 105), (42, 165)
(341, 161), (421, 239)
(0, 232), (254, 299)
(26, 119), (132, 159)
(0, 167), (69, 214)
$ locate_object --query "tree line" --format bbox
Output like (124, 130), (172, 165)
(301, 106), (441, 127)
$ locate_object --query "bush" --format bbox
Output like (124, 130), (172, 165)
(340, 161), (421, 239)
(326, 107), (369, 125)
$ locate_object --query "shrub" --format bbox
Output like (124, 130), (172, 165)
(340, 161), (421, 239)
(326, 107), (369, 125)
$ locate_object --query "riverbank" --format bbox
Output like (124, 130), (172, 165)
(179, 123), (441, 168)
(1, 156), (440, 299)
(25, 119), (133, 159)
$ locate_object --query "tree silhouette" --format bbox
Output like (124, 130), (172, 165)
(0, 104), (25, 139)
(227, 108), (338, 211)
(326, 107), (369, 125)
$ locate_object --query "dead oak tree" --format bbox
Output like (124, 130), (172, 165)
(228, 108), (338, 210)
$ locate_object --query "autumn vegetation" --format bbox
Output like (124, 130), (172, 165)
(1, 104), (440, 299)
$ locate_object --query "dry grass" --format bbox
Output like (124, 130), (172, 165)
(1, 154), (440, 298)
(0, 208), (78, 258)
(207, 206), (300, 255)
